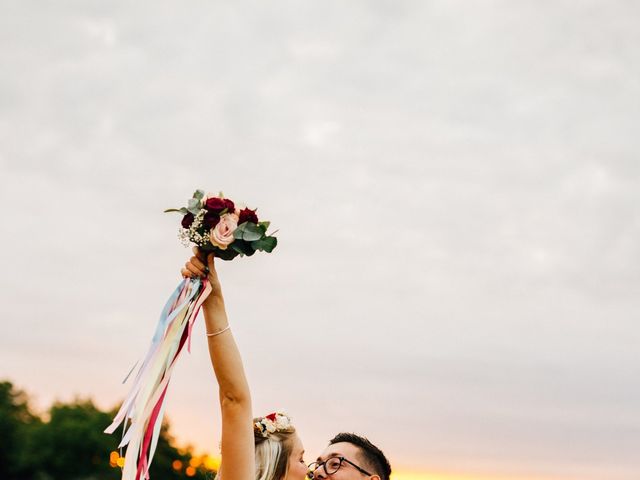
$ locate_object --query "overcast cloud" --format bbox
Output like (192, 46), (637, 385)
(1, 1), (639, 479)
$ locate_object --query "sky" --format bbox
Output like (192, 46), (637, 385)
(1, 1), (639, 479)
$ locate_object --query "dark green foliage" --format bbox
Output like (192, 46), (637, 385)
(24, 400), (120, 479)
(0, 381), (41, 479)
(0, 380), (211, 480)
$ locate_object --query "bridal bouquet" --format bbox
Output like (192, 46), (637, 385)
(105, 190), (277, 480)
(169, 190), (277, 260)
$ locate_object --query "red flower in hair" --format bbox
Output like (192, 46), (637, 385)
(265, 413), (277, 422)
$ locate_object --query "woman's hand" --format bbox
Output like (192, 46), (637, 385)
(181, 247), (227, 335)
(181, 247), (224, 302)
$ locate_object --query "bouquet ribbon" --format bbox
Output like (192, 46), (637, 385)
(105, 277), (212, 480)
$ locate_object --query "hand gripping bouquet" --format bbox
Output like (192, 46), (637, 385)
(105, 190), (277, 480)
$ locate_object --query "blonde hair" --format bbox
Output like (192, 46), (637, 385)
(217, 415), (297, 480)
(254, 415), (297, 480)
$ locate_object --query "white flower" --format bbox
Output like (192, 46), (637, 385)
(276, 415), (291, 430)
(264, 420), (277, 433)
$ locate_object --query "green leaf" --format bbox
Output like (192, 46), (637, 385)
(233, 222), (263, 241)
(213, 247), (239, 261)
(231, 243), (245, 256)
(258, 221), (271, 231)
(241, 223), (263, 241)
(231, 240), (256, 257)
(193, 189), (205, 200)
(165, 207), (190, 215)
(187, 198), (201, 215)
(231, 240), (248, 254)
(251, 236), (277, 253)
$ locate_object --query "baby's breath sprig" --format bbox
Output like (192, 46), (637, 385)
(178, 208), (208, 247)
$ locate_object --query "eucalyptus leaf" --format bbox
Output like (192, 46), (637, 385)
(193, 189), (205, 200)
(233, 228), (245, 240)
(214, 247), (239, 261)
(231, 241), (249, 256)
(233, 222), (249, 238)
(231, 243), (245, 256)
(187, 198), (201, 215)
(258, 221), (271, 231)
(240, 223), (263, 241)
(251, 236), (277, 253)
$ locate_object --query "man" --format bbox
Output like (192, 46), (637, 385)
(309, 433), (392, 480)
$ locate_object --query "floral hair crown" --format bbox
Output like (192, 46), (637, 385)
(254, 411), (294, 437)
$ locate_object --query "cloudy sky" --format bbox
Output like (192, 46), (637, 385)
(1, 1), (639, 479)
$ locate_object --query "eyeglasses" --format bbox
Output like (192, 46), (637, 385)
(307, 456), (372, 479)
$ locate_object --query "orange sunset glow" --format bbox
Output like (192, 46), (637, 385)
(390, 472), (565, 480)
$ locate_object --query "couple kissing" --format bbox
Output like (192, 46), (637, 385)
(181, 250), (392, 480)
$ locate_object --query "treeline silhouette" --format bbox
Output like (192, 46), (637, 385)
(1, 380), (214, 480)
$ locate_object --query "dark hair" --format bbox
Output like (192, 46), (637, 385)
(328, 433), (391, 480)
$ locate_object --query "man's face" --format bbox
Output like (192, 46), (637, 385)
(311, 442), (373, 480)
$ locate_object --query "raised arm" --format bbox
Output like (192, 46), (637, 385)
(183, 249), (254, 480)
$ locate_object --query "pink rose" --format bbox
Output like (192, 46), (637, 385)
(210, 213), (239, 250)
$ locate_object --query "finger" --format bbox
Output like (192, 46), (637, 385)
(181, 268), (194, 278)
(185, 262), (206, 277)
(190, 255), (206, 271)
(207, 253), (216, 271)
(192, 246), (205, 261)
(185, 261), (206, 277)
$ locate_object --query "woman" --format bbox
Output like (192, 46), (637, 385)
(181, 249), (308, 480)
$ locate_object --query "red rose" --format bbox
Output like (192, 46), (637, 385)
(181, 212), (194, 228)
(265, 413), (277, 422)
(205, 197), (235, 214)
(203, 211), (221, 229)
(238, 207), (258, 225)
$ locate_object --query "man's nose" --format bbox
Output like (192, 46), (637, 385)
(311, 465), (326, 479)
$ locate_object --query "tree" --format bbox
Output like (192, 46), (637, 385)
(0, 381), (41, 479)
(0, 380), (212, 480)
(23, 399), (121, 479)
